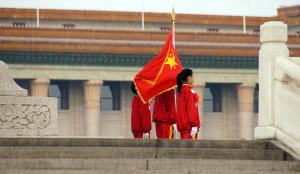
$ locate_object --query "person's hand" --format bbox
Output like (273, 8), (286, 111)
(143, 132), (150, 139)
(191, 127), (198, 136)
(172, 124), (177, 134)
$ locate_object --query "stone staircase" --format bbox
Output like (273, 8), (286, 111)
(0, 138), (299, 174)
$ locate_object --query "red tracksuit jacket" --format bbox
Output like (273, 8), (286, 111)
(153, 89), (177, 124)
(131, 95), (152, 134)
(176, 84), (201, 134)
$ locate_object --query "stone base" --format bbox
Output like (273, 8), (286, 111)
(0, 96), (57, 136)
(255, 126), (276, 139)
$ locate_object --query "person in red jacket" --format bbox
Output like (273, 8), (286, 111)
(131, 82), (152, 139)
(176, 68), (201, 139)
(153, 89), (177, 139)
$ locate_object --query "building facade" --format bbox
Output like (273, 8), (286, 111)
(0, 5), (299, 139)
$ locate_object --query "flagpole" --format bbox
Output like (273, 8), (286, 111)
(171, 7), (175, 48)
(142, 0), (145, 30)
(171, 6), (178, 139)
(36, 8), (40, 27)
(243, 15), (246, 33)
(243, 0), (248, 33)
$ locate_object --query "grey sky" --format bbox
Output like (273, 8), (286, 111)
(0, 0), (299, 16)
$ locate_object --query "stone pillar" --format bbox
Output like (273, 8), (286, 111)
(30, 78), (50, 97)
(237, 83), (255, 140)
(255, 21), (289, 139)
(83, 80), (102, 136)
(193, 83), (206, 139)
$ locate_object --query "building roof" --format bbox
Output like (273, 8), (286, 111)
(0, 6), (299, 69)
(0, 51), (258, 69)
(0, 7), (294, 27)
(277, 4), (300, 17)
(0, 27), (299, 57)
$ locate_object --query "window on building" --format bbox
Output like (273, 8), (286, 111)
(203, 84), (222, 112)
(63, 24), (75, 29)
(207, 28), (219, 33)
(101, 82), (121, 111)
(254, 85), (259, 113)
(13, 22), (26, 27)
(48, 81), (69, 110)
(253, 28), (260, 34)
(15, 79), (31, 95)
(160, 26), (171, 32)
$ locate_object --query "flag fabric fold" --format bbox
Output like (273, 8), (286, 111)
(134, 27), (183, 103)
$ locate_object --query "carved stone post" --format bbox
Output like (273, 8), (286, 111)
(0, 61), (57, 136)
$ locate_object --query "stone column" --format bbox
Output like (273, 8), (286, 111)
(83, 80), (102, 136)
(255, 21), (289, 140)
(237, 83), (255, 140)
(193, 83), (206, 139)
(30, 78), (50, 97)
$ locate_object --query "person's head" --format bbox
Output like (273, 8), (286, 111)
(177, 68), (194, 92)
(131, 82), (137, 95)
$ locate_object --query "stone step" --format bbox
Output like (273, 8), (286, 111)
(148, 159), (300, 172)
(1, 169), (300, 174)
(0, 158), (145, 170)
(0, 138), (278, 150)
(0, 158), (299, 172)
(188, 171), (300, 174)
(0, 146), (284, 160)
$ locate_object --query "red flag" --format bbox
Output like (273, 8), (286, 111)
(134, 27), (183, 103)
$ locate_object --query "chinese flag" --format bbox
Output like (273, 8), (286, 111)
(134, 27), (183, 103)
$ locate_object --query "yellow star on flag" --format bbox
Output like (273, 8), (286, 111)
(165, 54), (178, 70)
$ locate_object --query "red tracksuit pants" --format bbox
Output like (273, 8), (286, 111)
(133, 132), (150, 139)
(155, 122), (173, 139)
(180, 132), (198, 140)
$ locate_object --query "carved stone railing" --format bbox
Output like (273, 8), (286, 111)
(276, 56), (300, 82)
(255, 21), (300, 155)
(0, 60), (57, 136)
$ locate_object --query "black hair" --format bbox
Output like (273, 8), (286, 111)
(177, 68), (193, 92)
(131, 82), (137, 95)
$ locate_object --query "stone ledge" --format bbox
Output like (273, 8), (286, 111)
(0, 137), (274, 150)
